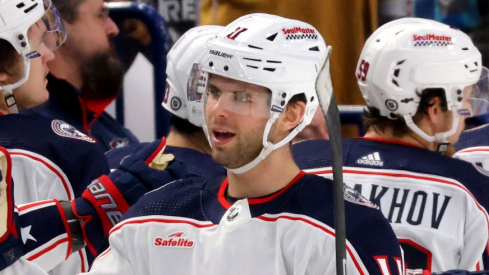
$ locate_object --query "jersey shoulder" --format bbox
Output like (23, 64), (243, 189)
(0, 113), (109, 196)
(456, 124), (489, 151)
(106, 139), (226, 177)
(122, 175), (225, 222)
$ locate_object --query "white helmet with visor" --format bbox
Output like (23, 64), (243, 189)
(163, 25), (223, 127)
(190, 13), (328, 174)
(0, 0), (66, 113)
(357, 17), (484, 152)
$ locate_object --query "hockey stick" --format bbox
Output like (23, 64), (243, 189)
(316, 46), (346, 275)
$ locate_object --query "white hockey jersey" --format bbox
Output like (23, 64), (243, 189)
(294, 138), (489, 272)
(82, 172), (403, 275)
(0, 114), (110, 274)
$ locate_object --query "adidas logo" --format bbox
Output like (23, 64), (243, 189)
(356, 152), (384, 167)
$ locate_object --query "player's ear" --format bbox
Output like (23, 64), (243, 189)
(426, 97), (443, 125)
(0, 73), (8, 83)
(280, 100), (306, 132)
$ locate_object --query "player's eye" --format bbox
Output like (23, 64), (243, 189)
(207, 86), (221, 98)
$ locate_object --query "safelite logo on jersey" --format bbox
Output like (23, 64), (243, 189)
(154, 232), (194, 248)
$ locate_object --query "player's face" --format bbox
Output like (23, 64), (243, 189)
(61, 0), (119, 64)
(204, 74), (271, 169)
(12, 20), (55, 110)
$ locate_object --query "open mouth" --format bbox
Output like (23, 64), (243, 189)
(213, 130), (236, 145)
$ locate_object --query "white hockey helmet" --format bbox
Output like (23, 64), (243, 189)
(357, 17), (482, 148)
(0, 0), (66, 113)
(162, 25), (223, 127)
(197, 13), (328, 173)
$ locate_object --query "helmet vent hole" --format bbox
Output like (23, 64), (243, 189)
(376, 39), (381, 42)
(243, 57), (261, 62)
(246, 65), (259, 69)
(267, 60), (281, 64)
(396, 59), (406, 65)
(465, 64), (469, 69)
(24, 3), (38, 13)
(263, 68), (276, 72)
(209, 61), (213, 67)
(16, 3), (25, 8)
(310, 96), (315, 102)
(266, 33), (278, 41)
(462, 47), (469, 51)
(392, 79), (399, 87)
(248, 45), (263, 50)
(475, 62), (478, 66)
(309, 46), (320, 51)
(393, 69), (400, 78)
(224, 66), (229, 71)
(390, 113), (396, 119)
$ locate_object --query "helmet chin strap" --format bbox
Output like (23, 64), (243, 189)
(403, 108), (460, 154)
(0, 57), (31, 114)
(228, 113), (307, 174)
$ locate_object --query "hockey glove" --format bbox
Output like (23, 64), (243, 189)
(0, 147), (22, 270)
(72, 137), (188, 256)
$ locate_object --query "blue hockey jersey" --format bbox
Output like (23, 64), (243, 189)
(105, 139), (226, 177)
(84, 172), (403, 275)
(293, 138), (489, 272)
(0, 113), (110, 274)
(454, 124), (489, 170)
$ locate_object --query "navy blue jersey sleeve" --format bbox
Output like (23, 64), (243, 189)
(345, 201), (403, 275)
(105, 142), (151, 170)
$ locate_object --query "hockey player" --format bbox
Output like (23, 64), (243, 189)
(0, 24), (224, 274)
(27, 0), (139, 151)
(293, 18), (489, 273)
(0, 0), (111, 273)
(453, 67), (489, 170)
(82, 14), (403, 275)
(0, 133), (186, 273)
(105, 24), (226, 177)
(454, 124), (489, 170)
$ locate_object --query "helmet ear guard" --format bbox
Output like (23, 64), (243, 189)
(196, 13), (329, 173)
(357, 17), (484, 152)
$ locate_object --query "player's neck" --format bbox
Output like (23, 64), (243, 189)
(226, 146), (300, 199)
(166, 129), (211, 155)
(48, 55), (83, 90)
(0, 97), (10, 115)
(365, 126), (435, 150)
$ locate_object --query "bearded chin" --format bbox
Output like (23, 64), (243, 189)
(81, 47), (124, 100)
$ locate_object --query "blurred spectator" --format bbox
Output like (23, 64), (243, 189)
(292, 108), (329, 143)
(26, 0), (140, 151)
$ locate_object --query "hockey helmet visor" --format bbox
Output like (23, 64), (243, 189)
(188, 64), (271, 119)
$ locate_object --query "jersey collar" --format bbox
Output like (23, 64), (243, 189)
(217, 170), (306, 209)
